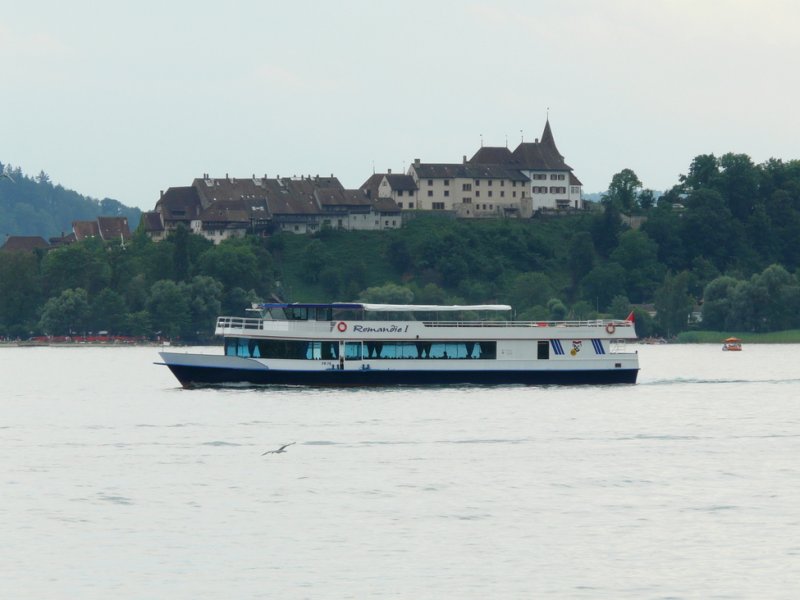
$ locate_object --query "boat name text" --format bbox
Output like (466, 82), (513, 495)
(351, 324), (409, 334)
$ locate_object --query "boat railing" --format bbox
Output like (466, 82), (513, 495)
(421, 319), (634, 329)
(216, 316), (264, 331)
(216, 316), (636, 331)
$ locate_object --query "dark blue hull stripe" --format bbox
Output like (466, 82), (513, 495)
(163, 364), (639, 388)
(551, 340), (564, 355)
(592, 339), (605, 354)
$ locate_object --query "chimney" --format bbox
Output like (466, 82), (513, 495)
(160, 190), (163, 198)
(414, 158), (420, 167)
(226, 173), (229, 180)
(387, 168), (392, 175)
(463, 155), (467, 164)
(535, 138), (539, 144)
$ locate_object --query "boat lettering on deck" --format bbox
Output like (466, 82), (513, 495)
(351, 324), (409, 334)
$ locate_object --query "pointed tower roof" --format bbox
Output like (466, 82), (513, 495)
(539, 119), (563, 159)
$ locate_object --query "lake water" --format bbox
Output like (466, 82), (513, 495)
(2, 344), (799, 599)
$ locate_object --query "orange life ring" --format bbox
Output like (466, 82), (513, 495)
(605, 323), (616, 334)
(337, 321), (347, 332)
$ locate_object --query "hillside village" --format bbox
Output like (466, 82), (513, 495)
(140, 119), (585, 244)
(1, 119), (584, 252)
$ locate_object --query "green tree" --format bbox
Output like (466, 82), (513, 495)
(185, 275), (224, 338)
(41, 240), (111, 296)
(196, 239), (268, 292)
(654, 271), (693, 337)
(567, 231), (595, 292)
(604, 168), (642, 213)
(147, 280), (190, 339)
(608, 295), (631, 319)
(39, 288), (91, 335)
(508, 272), (554, 311)
(701, 275), (739, 331)
(359, 283), (414, 304)
(89, 288), (129, 334)
(172, 224), (190, 282)
(0, 251), (43, 337)
(610, 230), (664, 302)
(580, 262), (625, 311)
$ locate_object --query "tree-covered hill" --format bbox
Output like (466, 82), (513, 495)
(0, 162), (141, 239)
(2, 151), (800, 342)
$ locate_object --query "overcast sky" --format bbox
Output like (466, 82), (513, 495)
(2, 0), (799, 210)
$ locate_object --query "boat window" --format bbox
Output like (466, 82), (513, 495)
(225, 338), (496, 360)
(287, 307), (308, 321)
(344, 342), (362, 360)
(537, 340), (549, 360)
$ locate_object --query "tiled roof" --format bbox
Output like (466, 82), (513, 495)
(384, 174), (417, 192)
(1, 235), (49, 252)
(315, 187), (372, 208)
(411, 163), (529, 182)
(98, 216), (131, 241)
(569, 172), (583, 186)
(372, 198), (401, 213)
(468, 146), (514, 165)
(511, 120), (572, 171)
(157, 186), (202, 221)
(199, 199), (251, 223)
(359, 173), (384, 199)
(142, 211), (164, 232)
(48, 233), (76, 247)
(72, 220), (100, 240)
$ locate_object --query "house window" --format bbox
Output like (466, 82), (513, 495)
(475, 179), (480, 186)
(427, 190), (433, 197)
(428, 179), (433, 185)
(550, 173), (566, 180)
(443, 180), (450, 186)
(501, 180), (505, 187)
(476, 191), (481, 197)
(409, 202), (414, 208)
(462, 183), (472, 191)
(488, 180), (492, 186)
(571, 186), (580, 193)
(533, 174), (547, 180)
(500, 191), (505, 197)
(432, 202), (445, 210)
(444, 190), (450, 197)
(488, 191), (493, 198)
(463, 197), (472, 204)
(513, 191), (517, 198)
(397, 202), (403, 209)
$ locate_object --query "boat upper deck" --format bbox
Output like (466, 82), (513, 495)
(215, 302), (638, 341)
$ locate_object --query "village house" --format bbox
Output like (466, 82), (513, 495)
(468, 119), (584, 211)
(407, 160), (532, 218)
(0, 235), (49, 252)
(72, 216), (132, 242)
(144, 174), (401, 243)
(360, 172), (419, 210)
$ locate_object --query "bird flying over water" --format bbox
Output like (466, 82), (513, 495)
(262, 442), (295, 455)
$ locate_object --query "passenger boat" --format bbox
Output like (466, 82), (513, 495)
(722, 337), (743, 351)
(158, 303), (640, 388)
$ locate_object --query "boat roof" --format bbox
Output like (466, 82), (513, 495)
(255, 302), (512, 312)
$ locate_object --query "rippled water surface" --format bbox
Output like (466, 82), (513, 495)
(2, 344), (800, 598)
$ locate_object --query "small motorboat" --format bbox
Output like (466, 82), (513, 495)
(722, 337), (742, 351)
